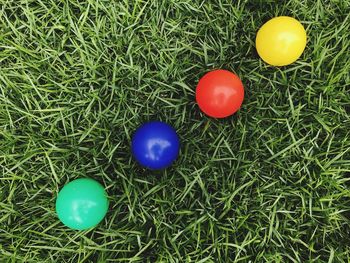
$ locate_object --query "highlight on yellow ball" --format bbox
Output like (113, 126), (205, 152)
(255, 16), (307, 66)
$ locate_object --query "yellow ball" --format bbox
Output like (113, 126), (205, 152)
(256, 16), (307, 66)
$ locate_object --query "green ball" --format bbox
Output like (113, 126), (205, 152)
(56, 178), (109, 230)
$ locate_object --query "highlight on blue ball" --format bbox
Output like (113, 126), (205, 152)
(131, 121), (180, 170)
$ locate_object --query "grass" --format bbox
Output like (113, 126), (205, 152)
(0, 0), (349, 262)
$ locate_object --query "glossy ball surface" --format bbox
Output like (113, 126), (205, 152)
(131, 121), (180, 170)
(195, 69), (244, 118)
(256, 16), (307, 66)
(56, 178), (109, 230)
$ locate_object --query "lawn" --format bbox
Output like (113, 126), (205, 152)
(0, 0), (350, 262)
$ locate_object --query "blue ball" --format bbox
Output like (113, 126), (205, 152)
(131, 121), (180, 170)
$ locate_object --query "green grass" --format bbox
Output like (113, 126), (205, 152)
(0, 0), (350, 262)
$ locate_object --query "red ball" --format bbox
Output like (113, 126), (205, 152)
(195, 69), (244, 118)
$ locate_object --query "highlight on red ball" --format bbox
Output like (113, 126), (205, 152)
(195, 69), (244, 118)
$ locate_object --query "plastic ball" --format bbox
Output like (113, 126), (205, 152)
(256, 16), (307, 66)
(56, 178), (109, 230)
(195, 69), (244, 118)
(131, 121), (180, 170)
